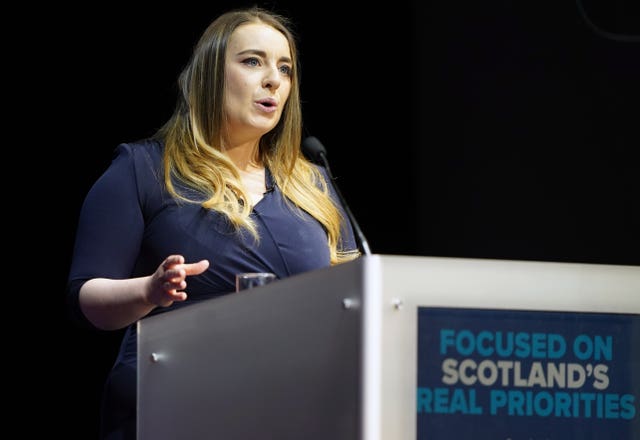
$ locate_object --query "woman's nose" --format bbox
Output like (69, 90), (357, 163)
(263, 66), (281, 89)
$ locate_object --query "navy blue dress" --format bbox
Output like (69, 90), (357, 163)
(66, 138), (357, 439)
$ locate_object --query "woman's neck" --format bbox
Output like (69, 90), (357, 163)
(238, 166), (267, 206)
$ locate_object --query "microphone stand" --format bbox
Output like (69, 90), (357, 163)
(316, 151), (372, 256)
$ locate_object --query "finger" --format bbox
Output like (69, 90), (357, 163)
(164, 268), (186, 283)
(170, 291), (187, 301)
(163, 255), (185, 270)
(183, 259), (210, 276)
(163, 279), (186, 291)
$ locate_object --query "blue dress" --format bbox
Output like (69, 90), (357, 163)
(66, 138), (357, 439)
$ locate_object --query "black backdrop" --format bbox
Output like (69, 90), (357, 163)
(29, 1), (638, 437)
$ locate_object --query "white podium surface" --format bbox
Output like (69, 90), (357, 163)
(138, 255), (640, 439)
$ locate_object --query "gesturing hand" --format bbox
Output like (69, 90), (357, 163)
(147, 255), (210, 307)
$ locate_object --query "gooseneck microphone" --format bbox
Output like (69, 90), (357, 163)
(301, 136), (372, 256)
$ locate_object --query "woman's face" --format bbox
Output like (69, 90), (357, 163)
(223, 22), (292, 143)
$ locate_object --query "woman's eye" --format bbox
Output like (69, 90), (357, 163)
(279, 65), (292, 76)
(243, 57), (260, 67)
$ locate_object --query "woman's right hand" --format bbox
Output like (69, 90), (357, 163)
(146, 255), (210, 307)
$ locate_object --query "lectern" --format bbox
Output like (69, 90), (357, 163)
(138, 255), (640, 439)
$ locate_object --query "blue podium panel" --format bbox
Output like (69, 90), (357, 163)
(417, 307), (639, 439)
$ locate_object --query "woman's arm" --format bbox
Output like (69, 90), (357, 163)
(79, 255), (209, 330)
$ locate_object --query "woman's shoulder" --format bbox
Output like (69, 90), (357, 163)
(106, 138), (165, 185)
(114, 138), (164, 162)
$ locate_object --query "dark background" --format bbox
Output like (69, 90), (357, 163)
(26, 0), (639, 437)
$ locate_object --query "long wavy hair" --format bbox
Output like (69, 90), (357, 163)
(154, 6), (359, 265)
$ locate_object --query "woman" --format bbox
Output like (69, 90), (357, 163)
(66, 6), (360, 439)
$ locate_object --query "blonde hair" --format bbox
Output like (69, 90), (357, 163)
(154, 7), (359, 265)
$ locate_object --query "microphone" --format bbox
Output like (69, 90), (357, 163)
(302, 136), (372, 256)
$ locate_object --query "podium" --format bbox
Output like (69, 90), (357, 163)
(138, 255), (640, 439)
